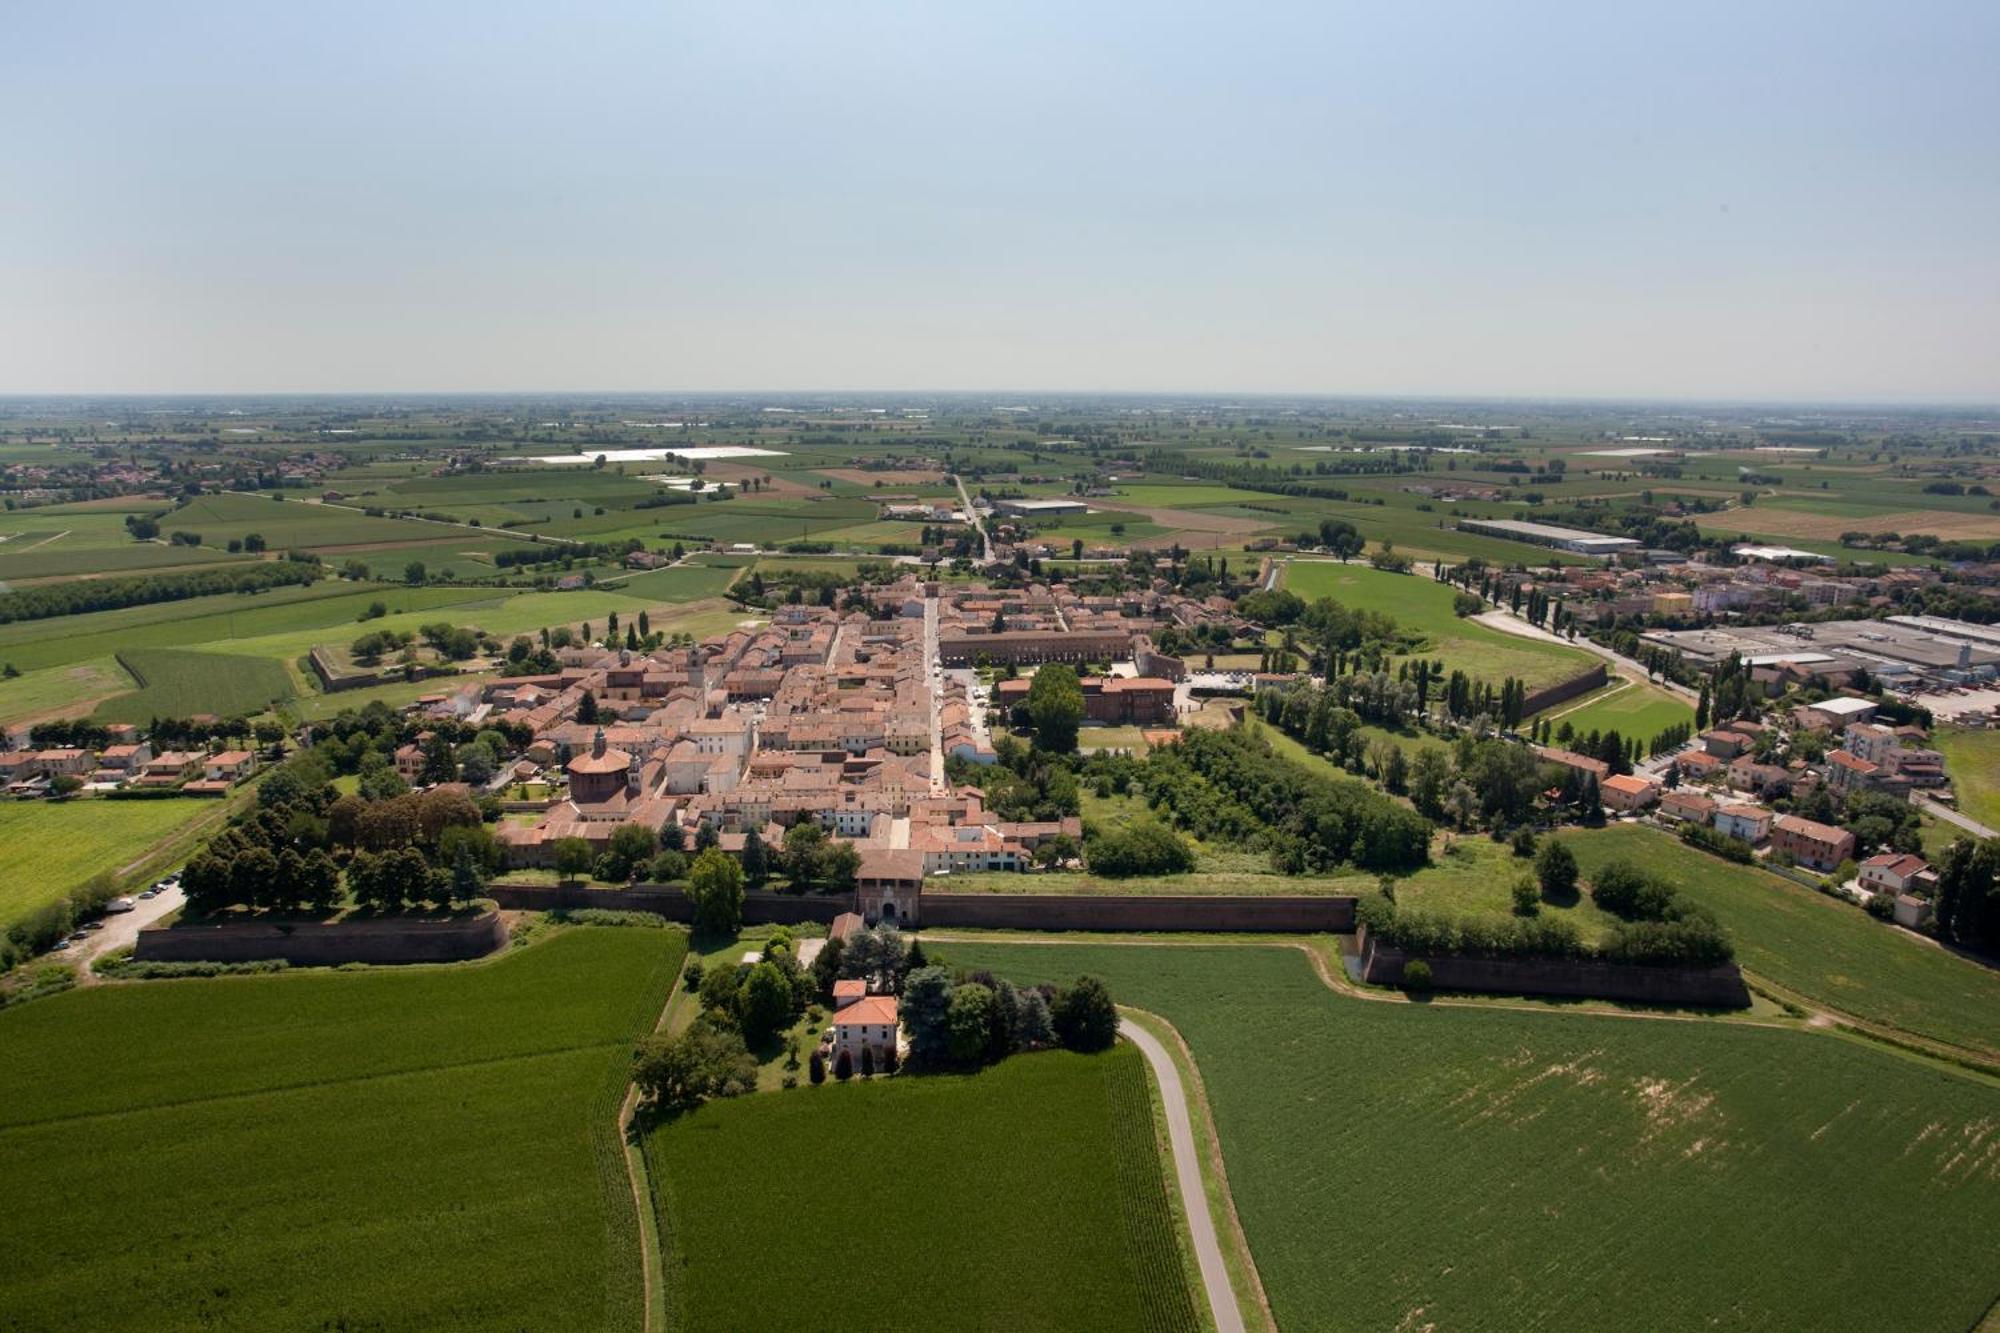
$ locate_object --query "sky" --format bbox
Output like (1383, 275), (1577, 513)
(3, 1), (1996, 401)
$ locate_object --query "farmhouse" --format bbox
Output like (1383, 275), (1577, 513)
(1600, 773), (1660, 813)
(1859, 853), (1936, 897)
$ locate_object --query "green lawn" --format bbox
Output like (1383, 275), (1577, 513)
(1547, 677), (1694, 741)
(644, 1045), (1198, 1332)
(0, 926), (684, 1331)
(94, 646), (296, 722)
(0, 654), (134, 725)
(0, 799), (217, 926)
(1556, 824), (2000, 1058)
(943, 941), (2000, 1333)
(1282, 560), (1594, 689)
(1933, 728), (2000, 833)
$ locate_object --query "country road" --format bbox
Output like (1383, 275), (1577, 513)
(1120, 1019), (1245, 1333)
(1917, 796), (1996, 840)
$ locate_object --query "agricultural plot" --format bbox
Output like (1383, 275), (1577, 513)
(1557, 824), (2000, 1059)
(0, 654), (134, 726)
(1933, 728), (2000, 833)
(94, 646), (295, 722)
(945, 941), (2000, 1333)
(158, 493), (448, 549)
(1545, 677), (1693, 740)
(0, 927), (685, 1331)
(644, 1046), (1197, 1333)
(0, 798), (215, 927)
(1282, 560), (1593, 690)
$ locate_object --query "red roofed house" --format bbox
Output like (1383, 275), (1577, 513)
(1858, 853), (1936, 897)
(832, 978), (867, 1010)
(828, 911), (865, 943)
(1600, 773), (1660, 813)
(1714, 803), (1773, 845)
(1658, 789), (1717, 825)
(1771, 814), (1856, 872)
(832, 995), (900, 1068)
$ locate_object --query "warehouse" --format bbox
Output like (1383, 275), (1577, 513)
(1454, 517), (1640, 555)
(992, 498), (1089, 518)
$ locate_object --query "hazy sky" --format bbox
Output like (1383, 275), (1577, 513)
(4, 1), (1996, 399)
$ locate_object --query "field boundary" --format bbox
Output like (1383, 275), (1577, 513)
(620, 944), (691, 1333)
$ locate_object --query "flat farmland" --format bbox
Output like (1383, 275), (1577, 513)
(1557, 824), (2000, 1059)
(0, 654), (134, 726)
(0, 582), (495, 674)
(1283, 560), (1594, 689)
(95, 646), (296, 722)
(944, 941), (2000, 1333)
(0, 798), (216, 926)
(0, 927), (685, 1331)
(162, 493), (456, 548)
(644, 1046), (1198, 1333)
(1695, 502), (2000, 542)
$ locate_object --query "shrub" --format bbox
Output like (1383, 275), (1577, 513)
(1052, 975), (1118, 1052)
(1511, 877), (1540, 916)
(1402, 959), (1433, 991)
(1085, 820), (1195, 878)
(632, 1022), (758, 1109)
(809, 1048), (826, 1084)
(834, 1047), (853, 1081)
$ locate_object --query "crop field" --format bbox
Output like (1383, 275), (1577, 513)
(644, 1045), (1198, 1333)
(162, 492), (455, 549)
(1545, 677), (1693, 740)
(944, 941), (2000, 1333)
(1282, 560), (1593, 689)
(0, 582), (481, 674)
(1557, 824), (2000, 1058)
(604, 564), (741, 601)
(0, 798), (214, 926)
(1932, 728), (2000, 832)
(0, 927), (685, 1331)
(0, 654), (134, 725)
(95, 646), (295, 721)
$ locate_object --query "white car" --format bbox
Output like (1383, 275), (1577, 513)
(105, 898), (137, 914)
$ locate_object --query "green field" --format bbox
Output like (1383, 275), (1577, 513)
(0, 799), (216, 926)
(0, 927), (684, 1330)
(1546, 676), (1694, 741)
(1556, 824), (2000, 1058)
(1282, 560), (1594, 689)
(1934, 728), (2000, 833)
(944, 940), (2000, 1332)
(644, 1045), (1198, 1332)
(0, 654), (134, 725)
(95, 646), (295, 721)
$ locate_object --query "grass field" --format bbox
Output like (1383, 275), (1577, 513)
(1557, 824), (2000, 1058)
(1546, 676), (1694, 741)
(643, 1045), (1199, 1332)
(95, 646), (295, 722)
(0, 926), (685, 1331)
(0, 654), (134, 725)
(1933, 728), (2000, 833)
(1282, 560), (1593, 689)
(0, 799), (215, 926)
(944, 940), (2000, 1333)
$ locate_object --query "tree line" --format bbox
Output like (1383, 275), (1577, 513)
(0, 557), (322, 625)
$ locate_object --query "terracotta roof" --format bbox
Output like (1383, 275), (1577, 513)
(832, 996), (899, 1026)
(1602, 774), (1657, 795)
(833, 979), (867, 998)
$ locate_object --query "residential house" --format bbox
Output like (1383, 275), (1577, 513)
(1601, 773), (1661, 813)
(1658, 789), (1717, 825)
(1714, 803), (1773, 844)
(832, 979), (867, 1010)
(1858, 853), (1936, 897)
(1771, 814), (1856, 872)
(831, 995), (900, 1068)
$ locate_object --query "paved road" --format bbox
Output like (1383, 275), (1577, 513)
(951, 473), (993, 564)
(923, 593), (946, 794)
(1918, 796), (1996, 840)
(1120, 1019), (1245, 1333)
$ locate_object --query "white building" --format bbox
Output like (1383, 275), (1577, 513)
(832, 995), (900, 1068)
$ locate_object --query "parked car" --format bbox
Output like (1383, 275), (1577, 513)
(78, 920), (104, 934)
(105, 897), (137, 914)
(138, 888), (159, 900)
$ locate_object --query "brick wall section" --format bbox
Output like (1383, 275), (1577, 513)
(135, 910), (507, 965)
(485, 882), (846, 926)
(922, 893), (1356, 933)
(1521, 664), (1609, 718)
(1357, 925), (1750, 1008)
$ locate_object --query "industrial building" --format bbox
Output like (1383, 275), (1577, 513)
(1454, 518), (1640, 556)
(1641, 617), (2000, 687)
(992, 498), (1089, 518)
